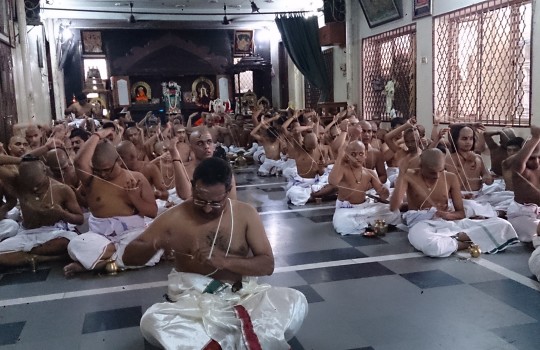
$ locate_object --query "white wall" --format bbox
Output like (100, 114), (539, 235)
(350, 0), (540, 136)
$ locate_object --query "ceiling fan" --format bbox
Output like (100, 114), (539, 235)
(222, 4), (234, 25)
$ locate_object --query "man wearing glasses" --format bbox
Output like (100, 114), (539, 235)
(64, 127), (158, 277)
(124, 157), (308, 349)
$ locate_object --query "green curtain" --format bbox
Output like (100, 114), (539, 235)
(275, 15), (331, 102)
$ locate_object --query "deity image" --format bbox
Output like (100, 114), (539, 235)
(162, 81), (181, 114)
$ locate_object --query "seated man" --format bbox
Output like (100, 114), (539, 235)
(117, 141), (169, 202)
(390, 149), (518, 257)
(123, 157), (308, 349)
(329, 141), (400, 235)
(483, 128), (517, 176)
(0, 156), (83, 268)
(64, 127), (158, 276)
(384, 118), (422, 186)
(507, 125), (540, 242)
(250, 114), (284, 176)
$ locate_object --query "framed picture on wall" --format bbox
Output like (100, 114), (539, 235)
(413, 0), (431, 19)
(358, 0), (402, 28)
(234, 30), (254, 56)
(81, 30), (104, 55)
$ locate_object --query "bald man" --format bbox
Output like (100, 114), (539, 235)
(64, 127), (159, 276)
(329, 141), (399, 235)
(390, 149), (518, 257)
(0, 157), (83, 269)
(384, 118), (422, 186)
(117, 141), (168, 201)
(250, 114), (284, 176)
(284, 131), (332, 206)
(168, 127), (237, 201)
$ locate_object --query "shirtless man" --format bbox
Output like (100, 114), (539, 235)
(445, 124), (494, 202)
(173, 124), (191, 162)
(390, 149), (517, 257)
(501, 137), (525, 191)
(64, 127), (158, 276)
(0, 156), (83, 268)
(69, 128), (90, 155)
(187, 113), (229, 143)
(359, 121), (387, 183)
(250, 114), (283, 176)
(483, 128), (517, 176)
(329, 141), (398, 235)
(123, 157), (307, 349)
(7, 136), (29, 157)
(384, 118), (422, 186)
(169, 127), (237, 201)
(124, 126), (147, 161)
(507, 126), (540, 242)
(64, 93), (96, 118)
(117, 141), (169, 201)
(45, 148), (80, 191)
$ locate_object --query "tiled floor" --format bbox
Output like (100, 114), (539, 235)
(1, 165), (539, 349)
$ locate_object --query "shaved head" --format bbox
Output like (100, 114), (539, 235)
(92, 140), (118, 167)
(421, 148), (445, 169)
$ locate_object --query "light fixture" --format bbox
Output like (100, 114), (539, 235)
(129, 2), (136, 23)
(250, 1), (260, 13)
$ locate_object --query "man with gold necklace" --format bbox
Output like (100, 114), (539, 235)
(330, 141), (399, 236)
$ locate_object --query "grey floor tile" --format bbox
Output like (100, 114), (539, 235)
(291, 285), (324, 303)
(14, 336), (80, 350)
(400, 269), (464, 289)
(258, 271), (307, 287)
(0, 322), (25, 346)
(82, 306), (142, 334)
(0, 269), (50, 286)
(472, 279), (540, 321)
(281, 247), (367, 266)
(307, 214), (334, 223)
(297, 262), (395, 284)
(288, 337), (304, 350)
(491, 322), (540, 350)
(338, 234), (388, 247)
(80, 327), (146, 350)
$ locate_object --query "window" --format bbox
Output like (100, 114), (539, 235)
(433, 0), (531, 126)
(362, 25), (416, 121)
(233, 57), (253, 94)
(83, 58), (108, 79)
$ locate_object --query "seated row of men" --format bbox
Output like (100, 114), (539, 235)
(0, 109), (539, 348)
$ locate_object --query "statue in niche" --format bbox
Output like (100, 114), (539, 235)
(384, 78), (396, 114)
(162, 81), (181, 115)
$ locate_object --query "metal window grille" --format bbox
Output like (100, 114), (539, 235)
(362, 24), (416, 121)
(305, 48), (334, 109)
(433, 0), (531, 126)
(233, 58), (254, 94)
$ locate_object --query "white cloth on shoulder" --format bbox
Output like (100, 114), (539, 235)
(333, 199), (401, 235)
(507, 201), (540, 242)
(140, 270), (308, 350)
(0, 219), (20, 242)
(0, 221), (77, 254)
(407, 216), (518, 258)
(67, 214), (162, 270)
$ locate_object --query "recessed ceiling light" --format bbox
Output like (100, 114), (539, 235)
(175, 4), (186, 8)
(114, 2), (128, 6)
(229, 4), (241, 9)
(208, 0), (218, 3)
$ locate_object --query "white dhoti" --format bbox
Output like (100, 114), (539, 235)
(529, 246), (540, 281)
(258, 158), (285, 176)
(140, 271), (308, 350)
(156, 188), (184, 215)
(462, 191), (498, 218)
(333, 199), (401, 235)
(0, 219), (20, 242)
(286, 172), (329, 206)
(0, 221), (77, 254)
(408, 216), (518, 258)
(67, 214), (162, 270)
(386, 167), (399, 187)
(507, 201), (540, 242)
(252, 147), (266, 164)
